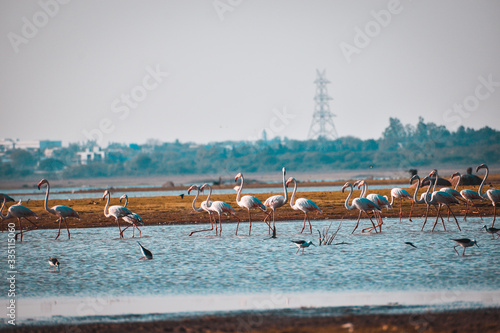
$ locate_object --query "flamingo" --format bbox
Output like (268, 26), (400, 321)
(341, 182), (381, 234)
(102, 189), (133, 238)
(234, 172), (269, 235)
(118, 194), (144, 237)
(38, 179), (80, 240)
(410, 174), (442, 229)
(0, 193), (15, 230)
(0, 197), (38, 241)
(263, 167), (288, 234)
(187, 184), (217, 236)
(200, 183), (240, 236)
(451, 172), (485, 221)
(421, 171), (461, 232)
(286, 177), (322, 233)
(390, 187), (414, 222)
(355, 180), (389, 232)
(476, 163), (500, 227)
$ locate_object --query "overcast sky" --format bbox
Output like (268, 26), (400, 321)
(1, 0), (499, 146)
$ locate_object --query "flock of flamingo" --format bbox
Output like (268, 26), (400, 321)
(1, 164), (500, 252)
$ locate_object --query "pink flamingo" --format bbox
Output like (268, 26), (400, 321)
(263, 167), (288, 234)
(476, 163), (500, 227)
(234, 172), (269, 235)
(38, 179), (80, 240)
(450, 172), (485, 221)
(187, 184), (216, 236)
(354, 180), (388, 232)
(390, 187), (414, 222)
(0, 196), (38, 241)
(421, 171), (461, 232)
(286, 177), (322, 233)
(102, 189), (134, 238)
(118, 195), (144, 237)
(341, 182), (381, 234)
(201, 183), (240, 236)
(0, 194), (15, 231)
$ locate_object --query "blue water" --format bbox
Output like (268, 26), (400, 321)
(2, 216), (500, 326)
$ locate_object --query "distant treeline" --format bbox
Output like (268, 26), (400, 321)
(2, 117), (499, 180)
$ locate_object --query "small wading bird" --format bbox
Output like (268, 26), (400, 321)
(102, 189), (134, 238)
(263, 167), (288, 234)
(38, 179), (80, 240)
(0, 194), (39, 241)
(405, 242), (417, 248)
(234, 173), (269, 235)
(341, 182), (381, 234)
(118, 194), (144, 237)
(483, 225), (500, 239)
(200, 183), (240, 236)
(286, 177), (322, 234)
(48, 257), (60, 271)
(291, 240), (315, 254)
(476, 163), (500, 227)
(451, 238), (478, 256)
(138, 241), (153, 260)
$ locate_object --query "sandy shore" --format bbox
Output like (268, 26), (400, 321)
(3, 307), (500, 332)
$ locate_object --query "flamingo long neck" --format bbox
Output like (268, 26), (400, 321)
(289, 178), (297, 208)
(0, 198), (8, 219)
(478, 166), (489, 197)
(360, 182), (367, 198)
(204, 184), (213, 207)
(236, 175), (244, 204)
(454, 173), (461, 190)
(282, 170), (288, 205)
(104, 192), (111, 217)
(191, 187), (203, 212)
(412, 176), (424, 204)
(432, 171), (438, 193)
(123, 196), (129, 207)
(423, 179), (434, 205)
(42, 183), (53, 214)
(344, 184), (354, 210)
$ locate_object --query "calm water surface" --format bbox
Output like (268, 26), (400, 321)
(2, 217), (500, 325)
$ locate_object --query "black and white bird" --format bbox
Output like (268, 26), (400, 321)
(405, 242), (417, 248)
(483, 225), (500, 239)
(291, 240), (315, 254)
(138, 241), (153, 260)
(48, 257), (60, 271)
(451, 238), (478, 256)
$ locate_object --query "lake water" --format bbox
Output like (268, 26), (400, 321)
(2, 216), (500, 327)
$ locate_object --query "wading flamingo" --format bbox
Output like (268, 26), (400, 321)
(102, 189), (134, 238)
(187, 184), (217, 236)
(0, 194), (15, 231)
(450, 172), (485, 221)
(201, 183), (240, 236)
(390, 187), (414, 222)
(263, 167), (288, 234)
(38, 179), (80, 240)
(355, 180), (389, 232)
(234, 173), (269, 235)
(341, 182), (381, 234)
(476, 163), (500, 227)
(286, 177), (322, 234)
(0, 196), (38, 241)
(118, 194), (144, 237)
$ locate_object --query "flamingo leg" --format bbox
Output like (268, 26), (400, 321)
(116, 218), (123, 238)
(218, 214), (223, 236)
(63, 218), (70, 239)
(189, 221), (215, 236)
(307, 213), (312, 233)
(421, 205), (431, 231)
(463, 201), (470, 221)
(17, 218), (23, 242)
(470, 201), (483, 220)
(431, 206), (442, 232)
(248, 210), (252, 235)
(55, 218), (62, 240)
(492, 206), (497, 228)
(361, 211), (378, 233)
(398, 199), (403, 222)
(408, 201), (415, 222)
(300, 214), (307, 233)
(135, 225), (142, 237)
(351, 211), (362, 233)
(447, 205), (461, 231)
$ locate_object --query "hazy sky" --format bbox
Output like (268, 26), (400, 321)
(1, 0), (500, 146)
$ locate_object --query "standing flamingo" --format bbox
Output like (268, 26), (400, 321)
(0, 194), (15, 231)
(450, 172), (485, 221)
(286, 177), (322, 233)
(187, 184), (216, 236)
(355, 180), (389, 232)
(118, 194), (144, 237)
(0, 196), (38, 241)
(476, 163), (500, 227)
(390, 187), (414, 222)
(201, 183), (240, 236)
(234, 172), (269, 235)
(102, 189), (133, 238)
(341, 182), (380, 234)
(38, 179), (80, 240)
(263, 167), (288, 234)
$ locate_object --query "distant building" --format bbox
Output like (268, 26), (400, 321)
(0, 139), (61, 153)
(76, 146), (105, 165)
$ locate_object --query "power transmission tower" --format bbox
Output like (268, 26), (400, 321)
(307, 69), (338, 140)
